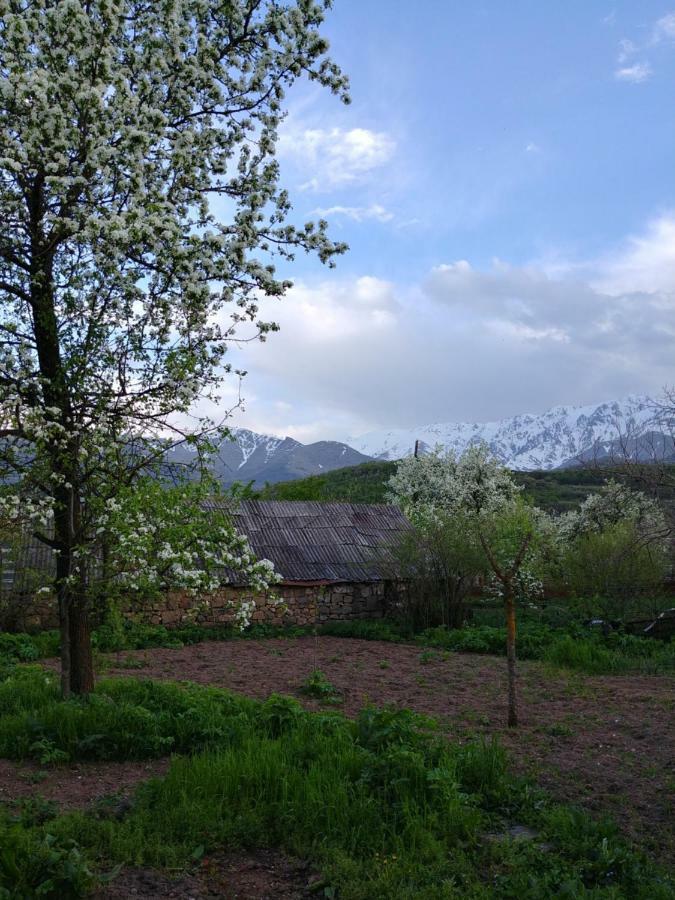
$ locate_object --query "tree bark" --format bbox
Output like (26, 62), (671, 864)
(28, 170), (95, 695)
(504, 584), (518, 727)
(68, 592), (94, 695)
(56, 552), (71, 699)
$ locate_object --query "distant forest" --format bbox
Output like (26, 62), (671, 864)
(254, 460), (675, 512)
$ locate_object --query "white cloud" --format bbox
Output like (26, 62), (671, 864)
(311, 203), (394, 223)
(617, 38), (636, 63)
(654, 12), (675, 42)
(613, 11), (675, 81)
(279, 125), (395, 191)
(525, 142), (541, 153)
(614, 62), (652, 82)
(592, 214), (675, 295)
(222, 215), (675, 438)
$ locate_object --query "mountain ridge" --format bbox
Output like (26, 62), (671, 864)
(173, 396), (674, 486)
(350, 395), (669, 471)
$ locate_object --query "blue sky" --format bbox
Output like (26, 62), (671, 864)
(222, 2), (675, 443)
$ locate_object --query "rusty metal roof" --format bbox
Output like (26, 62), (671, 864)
(204, 499), (410, 584)
(1, 500), (410, 594)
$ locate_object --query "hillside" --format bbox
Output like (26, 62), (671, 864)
(257, 459), (675, 512)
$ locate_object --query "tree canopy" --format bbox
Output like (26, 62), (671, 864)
(0, 0), (348, 693)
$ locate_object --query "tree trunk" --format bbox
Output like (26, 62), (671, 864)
(68, 592), (94, 695)
(504, 585), (518, 727)
(28, 169), (96, 695)
(56, 552), (71, 699)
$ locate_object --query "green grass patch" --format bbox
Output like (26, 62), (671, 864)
(0, 670), (671, 898)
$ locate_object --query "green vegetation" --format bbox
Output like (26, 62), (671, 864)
(257, 460), (675, 513)
(319, 620), (675, 675)
(258, 460), (396, 504)
(0, 670), (672, 898)
(2, 613), (673, 681)
(299, 668), (343, 704)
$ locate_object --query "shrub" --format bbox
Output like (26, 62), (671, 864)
(0, 819), (93, 899)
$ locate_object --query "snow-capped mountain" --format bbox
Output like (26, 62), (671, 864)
(350, 396), (669, 471)
(165, 396), (673, 485)
(168, 427), (372, 486)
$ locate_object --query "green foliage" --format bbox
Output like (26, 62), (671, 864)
(257, 459), (675, 515)
(390, 515), (490, 631)
(259, 461), (396, 503)
(0, 816), (93, 900)
(0, 671), (671, 898)
(0, 677), (258, 763)
(418, 623), (675, 674)
(562, 522), (668, 621)
(299, 669), (343, 704)
(319, 619), (406, 641)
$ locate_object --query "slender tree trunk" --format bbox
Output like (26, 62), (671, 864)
(28, 172), (95, 695)
(504, 583), (518, 727)
(68, 591), (94, 695)
(56, 552), (71, 699)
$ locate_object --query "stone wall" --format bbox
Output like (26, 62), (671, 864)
(140, 581), (387, 629)
(4, 581), (389, 632)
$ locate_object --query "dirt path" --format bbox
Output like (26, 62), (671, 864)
(100, 636), (675, 861)
(0, 758), (169, 810)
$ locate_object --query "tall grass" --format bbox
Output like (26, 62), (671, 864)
(0, 672), (672, 898)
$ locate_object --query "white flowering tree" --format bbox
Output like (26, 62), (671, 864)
(0, 0), (348, 694)
(557, 481), (670, 621)
(389, 445), (543, 727)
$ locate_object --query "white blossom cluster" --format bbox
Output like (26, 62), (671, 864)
(388, 443), (522, 526)
(558, 480), (669, 546)
(0, 1), (343, 633)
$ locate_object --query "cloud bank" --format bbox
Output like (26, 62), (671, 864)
(219, 214), (675, 442)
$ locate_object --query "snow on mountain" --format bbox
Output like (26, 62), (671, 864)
(350, 396), (665, 470)
(203, 428), (372, 485)
(232, 427), (289, 469)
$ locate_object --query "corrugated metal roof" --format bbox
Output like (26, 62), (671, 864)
(222, 500), (410, 584)
(1, 500), (411, 593)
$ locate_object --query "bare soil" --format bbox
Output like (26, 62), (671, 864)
(2, 636), (673, 880)
(0, 758), (169, 810)
(96, 849), (319, 899)
(99, 636), (675, 861)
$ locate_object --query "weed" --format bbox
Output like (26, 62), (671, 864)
(299, 670), (343, 705)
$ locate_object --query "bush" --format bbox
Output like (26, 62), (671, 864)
(0, 818), (93, 899)
(416, 623), (675, 674)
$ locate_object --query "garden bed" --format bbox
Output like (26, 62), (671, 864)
(1, 639), (673, 898)
(93, 636), (675, 861)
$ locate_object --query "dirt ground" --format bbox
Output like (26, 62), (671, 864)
(98, 636), (675, 860)
(2, 635), (673, 894)
(94, 849), (320, 899)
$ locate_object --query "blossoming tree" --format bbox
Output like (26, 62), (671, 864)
(557, 481), (670, 621)
(389, 445), (543, 727)
(0, 0), (348, 695)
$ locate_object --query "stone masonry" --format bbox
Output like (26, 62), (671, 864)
(7, 581), (389, 632)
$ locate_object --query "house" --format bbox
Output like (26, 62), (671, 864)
(166, 499), (411, 629)
(0, 500), (411, 631)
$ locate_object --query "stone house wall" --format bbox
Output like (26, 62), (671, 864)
(4, 581), (389, 632)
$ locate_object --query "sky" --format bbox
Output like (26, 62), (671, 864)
(220, 1), (675, 444)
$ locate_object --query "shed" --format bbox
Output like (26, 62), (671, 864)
(1, 500), (411, 630)
(206, 499), (410, 585)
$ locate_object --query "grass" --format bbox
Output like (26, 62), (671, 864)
(299, 669), (343, 704)
(2, 615), (673, 678)
(320, 619), (675, 675)
(0, 669), (672, 898)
